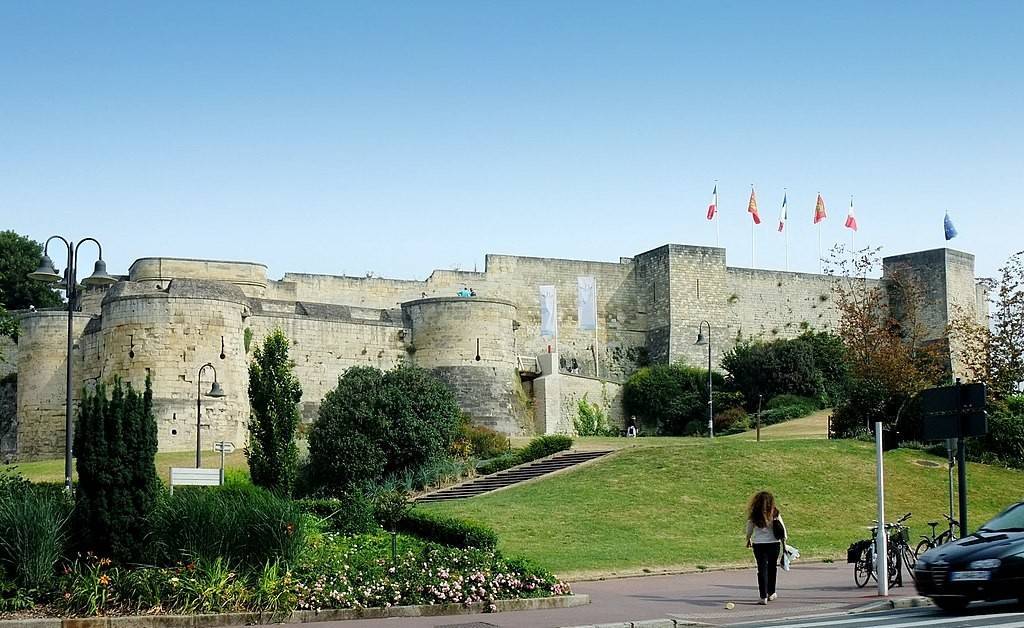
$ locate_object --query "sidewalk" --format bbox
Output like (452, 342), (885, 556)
(267, 562), (922, 628)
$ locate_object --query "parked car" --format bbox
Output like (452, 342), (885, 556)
(914, 501), (1024, 612)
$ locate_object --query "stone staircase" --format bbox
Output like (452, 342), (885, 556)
(415, 449), (614, 503)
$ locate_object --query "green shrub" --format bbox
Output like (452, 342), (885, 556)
(0, 487), (71, 590)
(152, 484), (306, 568)
(73, 377), (159, 564)
(714, 407), (750, 435)
(308, 365), (462, 492)
(624, 364), (725, 435)
(721, 331), (848, 406)
(295, 493), (379, 535)
(766, 394), (821, 411)
(396, 510), (498, 549)
(519, 434), (573, 461)
(969, 396), (1024, 469)
(574, 395), (617, 436)
(829, 376), (891, 438)
(247, 329), (303, 496)
(464, 424), (508, 459)
(477, 453), (521, 475)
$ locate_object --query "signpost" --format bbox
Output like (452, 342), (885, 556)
(214, 441), (235, 484)
(920, 381), (987, 534)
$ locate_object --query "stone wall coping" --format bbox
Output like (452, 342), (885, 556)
(402, 296), (518, 309)
(247, 311), (405, 329)
(15, 310), (96, 322)
(129, 256), (268, 270)
(101, 281), (250, 308)
(883, 247), (974, 264)
(0, 594), (589, 627)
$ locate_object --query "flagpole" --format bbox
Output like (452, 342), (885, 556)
(817, 223), (822, 274)
(850, 195), (856, 251)
(594, 280), (600, 379)
(751, 183), (756, 267)
(784, 187), (790, 272)
(715, 181), (720, 247)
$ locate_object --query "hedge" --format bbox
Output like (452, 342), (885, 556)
(476, 435), (574, 476)
(396, 510), (498, 550)
(295, 494), (378, 535)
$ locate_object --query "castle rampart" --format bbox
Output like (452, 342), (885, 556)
(5, 243), (984, 459)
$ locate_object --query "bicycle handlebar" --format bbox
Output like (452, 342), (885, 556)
(943, 514), (960, 527)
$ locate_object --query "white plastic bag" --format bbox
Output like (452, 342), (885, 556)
(780, 544), (800, 571)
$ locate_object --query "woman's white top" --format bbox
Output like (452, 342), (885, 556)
(746, 515), (785, 544)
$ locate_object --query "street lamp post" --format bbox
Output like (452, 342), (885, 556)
(27, 237), (116, 493)
(195, 362), (226, 468)
(694, 321), (714, 438)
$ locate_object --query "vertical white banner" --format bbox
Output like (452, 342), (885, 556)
(577, 276), (597, 331)
(539, 285), (558, 338)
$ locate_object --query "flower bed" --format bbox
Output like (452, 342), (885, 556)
(0, 532), (570, 619)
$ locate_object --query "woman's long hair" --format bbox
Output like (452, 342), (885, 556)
(748, 491), (778, 528)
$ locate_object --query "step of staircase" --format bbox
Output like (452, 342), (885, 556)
(415, 449), (614, 502)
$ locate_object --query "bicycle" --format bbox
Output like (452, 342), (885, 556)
(850, 512), (915, 588)
(915, 514), (959, 557)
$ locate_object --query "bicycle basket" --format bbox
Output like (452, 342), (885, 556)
(891, 527), (909, 543)
(847, 539), (870, 563)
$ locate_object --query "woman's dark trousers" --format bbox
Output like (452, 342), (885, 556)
(752, 542), (780, 599)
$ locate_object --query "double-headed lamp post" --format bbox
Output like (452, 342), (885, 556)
(28, 237), (117, 493)
(694, 321), (714, 438)
(196, 362), (226, 468)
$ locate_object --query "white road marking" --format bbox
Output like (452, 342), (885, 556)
(770, 610), (1024, 628)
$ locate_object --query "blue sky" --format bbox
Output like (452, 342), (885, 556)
(2, 1), (1022, 281)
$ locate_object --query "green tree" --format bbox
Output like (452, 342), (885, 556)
(309, 365), (462, 492)
(623, 363), (728, 435)
(0, 231), (62, 311)
(246, 329), (302, 495)
(73, 377), (159, 563)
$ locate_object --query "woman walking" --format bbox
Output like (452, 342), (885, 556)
(745, 491), (786, 605)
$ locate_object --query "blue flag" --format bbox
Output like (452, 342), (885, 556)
(944, 211), (958, 241)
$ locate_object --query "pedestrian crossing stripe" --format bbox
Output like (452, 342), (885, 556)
(769, 610), (1024, 628)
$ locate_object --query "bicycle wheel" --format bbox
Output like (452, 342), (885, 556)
(854, 547), (872, 588)
(915, 538), (934, 558)
(902, 544), (918, 583)
(887, 543), (901, 588)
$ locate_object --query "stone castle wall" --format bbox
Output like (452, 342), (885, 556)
(9, 244), (983, 459)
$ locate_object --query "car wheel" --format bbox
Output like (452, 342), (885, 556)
(933, 597), (969, 613)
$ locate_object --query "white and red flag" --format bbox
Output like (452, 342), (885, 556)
(706, 185), (718, 220)
(845, 197), (858, 231)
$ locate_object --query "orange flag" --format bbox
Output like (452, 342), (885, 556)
(748, 187), (761, 224)
(814, 194), (827, 224)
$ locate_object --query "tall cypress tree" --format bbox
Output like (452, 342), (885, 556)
(247, 329), (302, 495)
(73, 376), (158, 563)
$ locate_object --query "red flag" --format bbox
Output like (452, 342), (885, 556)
(747, 187), (761, 224)
(706, 184), (718, 220)
(813, 194), (827, 224)
(845, 198), (858, 231)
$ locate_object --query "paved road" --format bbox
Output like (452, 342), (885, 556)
(728, 602), (1024, 627)
(264, 562), (922, 628)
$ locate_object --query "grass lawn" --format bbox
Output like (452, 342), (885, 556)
(6, 450), (250, 484)
(422, 438), (1024, 579)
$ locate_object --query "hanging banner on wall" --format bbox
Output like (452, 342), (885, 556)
(577, 276), (597, 331)
(539, 285), (557, 338)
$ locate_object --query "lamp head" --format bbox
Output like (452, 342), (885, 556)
(206, 381), (226, 398)
(28, 255), (62, 283)
(694, 329), (708, 346)
(82, 259), (117, 287)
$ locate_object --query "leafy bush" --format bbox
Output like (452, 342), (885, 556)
(766, 394), (821, 411)
(969, 396), (1024, 469)
(574, 395), (617, 436)
(464, 424), (507, 459)
(296, 493), (379, 535)
(519, 434), (573, 460)
(247, 329), (302, 496)
(73, 377), (159, 564)
(151, 485), (306, 569)
(721, 332), (848, 406)
(714, 407), (750, 435)
(829, 376), (892, 438)
(624, 363), (725, 435)
(396, 510), (498, 549)
(477, 453), (522, 475)
(0, 486), (71, 590)
(308, 365), (462, 492)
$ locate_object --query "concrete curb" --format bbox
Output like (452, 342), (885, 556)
(848, 595), (934, 614)
(562, 620), (715, 628)
(0, 594), (589, 628)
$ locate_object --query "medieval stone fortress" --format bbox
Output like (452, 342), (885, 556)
(2, 242), (986, 460)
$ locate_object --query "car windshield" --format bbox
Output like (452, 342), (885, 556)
(979, 503), (1024, 532)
